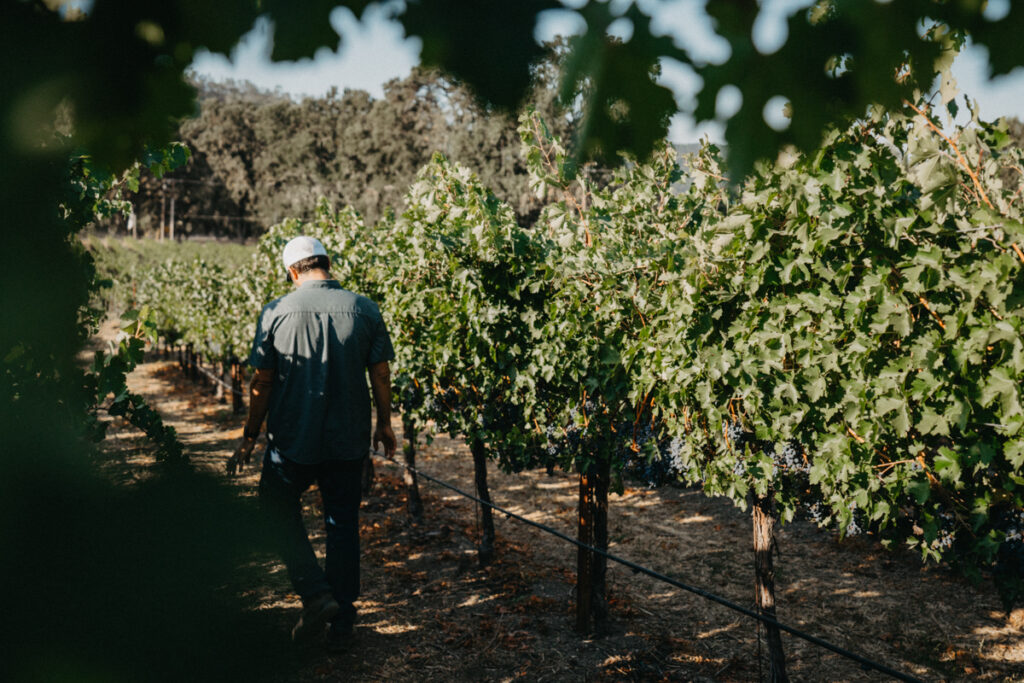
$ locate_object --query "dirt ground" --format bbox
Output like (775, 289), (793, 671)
(93, 329), (1024, 682)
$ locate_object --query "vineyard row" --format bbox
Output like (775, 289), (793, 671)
(120, 104), (1024, 673)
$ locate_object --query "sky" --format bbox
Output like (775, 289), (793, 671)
(189, 0), (1024, 144)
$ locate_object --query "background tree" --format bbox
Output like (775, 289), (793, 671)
(116, 46), (580, 236)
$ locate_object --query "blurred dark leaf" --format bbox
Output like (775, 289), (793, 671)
(3, 0), (257, 169)
(0, 444), (287, 682)
(6, 0), (1024, 178)
(922, 0), (1024, 78)
(561, 2), (689, 166)
(401, 0), (559, 110)
(695, 0), (947, 177)
(263, 0), (340, 61)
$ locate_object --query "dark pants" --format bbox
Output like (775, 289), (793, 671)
(258, 449), (365, 626)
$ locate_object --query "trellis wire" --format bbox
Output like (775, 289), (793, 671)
(372, 452), (924, 683)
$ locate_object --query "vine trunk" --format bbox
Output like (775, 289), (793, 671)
(576, 458), (610, 633)
(402, 418), (424, 522)
(470, 437), (495, 565)
(753, 493), (788, 682)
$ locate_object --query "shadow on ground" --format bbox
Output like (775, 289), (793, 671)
(94, 357), (1024, 682)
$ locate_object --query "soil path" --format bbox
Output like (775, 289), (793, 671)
(97, 337), (1024, 682)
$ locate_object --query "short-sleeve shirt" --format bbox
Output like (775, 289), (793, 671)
(249, 280), (395, 464)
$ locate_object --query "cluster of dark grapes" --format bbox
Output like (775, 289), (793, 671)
(776, 440), (810, 474)
(392, 375), (463, 417)
(722, 420), (811, 477)
(1001, 509), (1024, 544)
(395, 376), (512, 423)
(614, 420), (695, 487)
(722, 418), (834, 530)
(422, 385), (465, 435)
(542, 404), (592, 461)
(930, 510), (957, 551)
(804, 501), (827, 525)
(539, 408), (700, 487)
(725, 420), (748, 449)
(394, 379), (425, 414)
(433, 386), (462, 411)
(845, 501), (863, 537)
(537, 409), (822, 491)
(802, 500), (867, 537)
(479, 400), (525, 433)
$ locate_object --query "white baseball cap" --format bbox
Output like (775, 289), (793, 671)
(282, 236), (328, 272)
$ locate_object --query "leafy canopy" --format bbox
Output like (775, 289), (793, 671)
(7, 1), (1024, 178)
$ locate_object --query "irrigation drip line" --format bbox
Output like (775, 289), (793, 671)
(372, 452), (923, 683)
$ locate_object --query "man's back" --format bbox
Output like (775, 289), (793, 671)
(249, 280), (394, 463)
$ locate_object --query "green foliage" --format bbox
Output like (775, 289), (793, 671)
(92, 313), (184, 462)
(10, 1), (1024, 182)
(2, 146), (187, 466)
(76, 163), (190, 463)
(641, 101), (1024, 589)
(133, 97), (1024, 603)
(4, 5), (1024, 666)
(135, 256), (253, 364)
(386, 154), (545, 469)
(0, 121), (275, 679)
(85, 236), (253, 313)
(517, 109), (694, 471)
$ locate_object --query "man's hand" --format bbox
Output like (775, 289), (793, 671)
(228, 367), (273, 476)
(227, 435), (258, 475)
(374, 422), (397, 460)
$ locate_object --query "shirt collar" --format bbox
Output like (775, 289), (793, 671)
(299, 279), (341, 289)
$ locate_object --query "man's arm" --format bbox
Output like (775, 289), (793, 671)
(369, 361), (397, 459)
(227, 367), (274, 474)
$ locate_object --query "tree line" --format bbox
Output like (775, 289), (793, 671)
(115, 55), (584, 240)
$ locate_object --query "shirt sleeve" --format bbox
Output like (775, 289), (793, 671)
(367, 304), (396, 365)
(248, 307), (278, 369)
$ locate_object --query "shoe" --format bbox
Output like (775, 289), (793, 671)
(291, 591), (340, 642)
(325, 619), (355, 653)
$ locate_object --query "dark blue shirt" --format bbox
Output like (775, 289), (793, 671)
(249, 280), (395, 463)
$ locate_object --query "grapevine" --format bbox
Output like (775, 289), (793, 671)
(130, 96), (1024, 611)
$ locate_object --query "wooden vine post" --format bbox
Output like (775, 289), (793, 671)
(576, 457), (610, 633)
(753, 491), (788, 682)
(214, 361), (225, 403)
(186, 344), (196, 381)
(593, 459), (609, 629)
(576, 466), (593, 633)
(402, 417), (424, 521)
(469, 437), (495, 565)
(230, 358), (244, 415)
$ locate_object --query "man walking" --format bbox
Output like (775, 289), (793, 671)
(227, 235), (397, 648)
